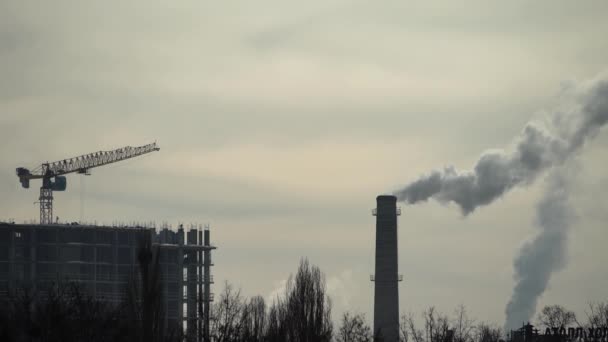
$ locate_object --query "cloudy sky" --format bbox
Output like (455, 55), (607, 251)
(1, 0), (607, 327)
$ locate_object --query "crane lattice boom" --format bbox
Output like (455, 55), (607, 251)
(20, 142), (159, 181)
(16, 142), (160, 224)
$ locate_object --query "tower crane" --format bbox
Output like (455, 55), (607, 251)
(16, 142), (160, 224)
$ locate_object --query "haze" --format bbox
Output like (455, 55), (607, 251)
(1, 0), (607, 325)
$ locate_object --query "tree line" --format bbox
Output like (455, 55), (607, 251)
(208, 262), (608, 342)
(0, 237), (181, 342)
(1, 253), (607, 342)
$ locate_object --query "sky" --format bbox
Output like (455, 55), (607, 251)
(1, 0), (608, 328)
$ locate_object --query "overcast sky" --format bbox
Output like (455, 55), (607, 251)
(1, 0), (607, 326)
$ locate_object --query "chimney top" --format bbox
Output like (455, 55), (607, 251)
(376, 195), (397, 202)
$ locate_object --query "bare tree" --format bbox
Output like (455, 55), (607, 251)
(239, 295), (267, 342)
(537, 305), (577, 329)
(210, 281), (245, 342)
(266, 297), (288, 342)
(264, 258), (333, 342)
(398, 308), (451, 342)
(400, 306), (480, 342)
(584, 301), (608, 330)
(124, 236), (174, 342)
(423, 307), (450, 342)
(337, 312), (372, 342)
(0, 281), (143, 342)
(400, 312), (424, 342)
(285, 258), (333, 342)
(452, 305), (475, 342)
(399, 314), (410, 342)
(475, 323), (501, 342)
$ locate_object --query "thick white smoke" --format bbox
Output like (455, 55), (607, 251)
(504, 169), (575, 331)
(394, 74), (608, 214)
(393, 73), (608, 330)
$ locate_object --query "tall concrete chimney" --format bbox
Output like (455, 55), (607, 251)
(372, 195), (401, 342)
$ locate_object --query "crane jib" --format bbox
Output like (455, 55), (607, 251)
(43, 142), (159, 177)
(15, 142), (160, 224)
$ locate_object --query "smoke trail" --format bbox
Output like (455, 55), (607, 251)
(504, 169), (575, 331)
(394, 74), (608, 214)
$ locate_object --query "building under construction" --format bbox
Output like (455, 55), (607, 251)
(0, 221), (215, 341)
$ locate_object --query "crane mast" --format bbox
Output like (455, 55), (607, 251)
(16, 142), (160, 224)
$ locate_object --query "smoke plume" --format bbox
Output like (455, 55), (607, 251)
(394, 74), (608, 214)
(504, 169), (575, 331)
(393, 73), (608, 330)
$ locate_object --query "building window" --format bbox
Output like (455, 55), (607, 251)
(63, 264), (81, 280)
(61, 246), (81, 261)
(96, 231), (114, 244)
(81, 247), (94, 262)
(14, 246), (29, 260)
(13, 263), (26, 280)
(37, 246), (57, 261)
(80, 265), (94, 280)
(96, 247), (114, 263)
(117, 265), (133, 282)
(37, 229), (56, 243)
(167, 300), (179, 318)
(0, 247), (8, 261)
(117, 232), (130, 245)
(36, 263), (57, 279)
(117, 248), (132, 264)
(96, 265), (113, 281)
(96, 283), (113, 296)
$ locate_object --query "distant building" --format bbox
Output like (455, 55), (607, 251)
(510, 323), (542, 342)
(507, 323), (599, 342)
(0, 222), (215, 341)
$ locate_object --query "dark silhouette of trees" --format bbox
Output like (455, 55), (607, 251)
(208, 283), (268, 341)
(399, 306), (502, 342)
(240, 296), (267, 341)
(208, 258), (332, 342)
(123, 236), (181, 342)
(6, 249), (604, 342)
(266, 294), (288, 342)
(210, 282), (245, 342)
(265, 259), (333, 342)
(0, 279), (181, 342)
(536, 301), (608, 332)
(537, 305), (577, 330)
(336, 312), (372, 342)
(0, 238), (181, 342)
(422, 307), (450, 342)
(401, 312), (424, 342)
(452, 305), (475, 342)
(584, 301), (608, 330)
(278, 258), (333, 342)
(475, 323), (501, 342)
(0, 282), (125, 342)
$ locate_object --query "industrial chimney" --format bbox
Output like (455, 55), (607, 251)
(372, 195), (401, 342)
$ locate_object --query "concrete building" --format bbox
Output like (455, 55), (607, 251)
(372, 195), (402, 342)
(0, 222), (215, 341)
